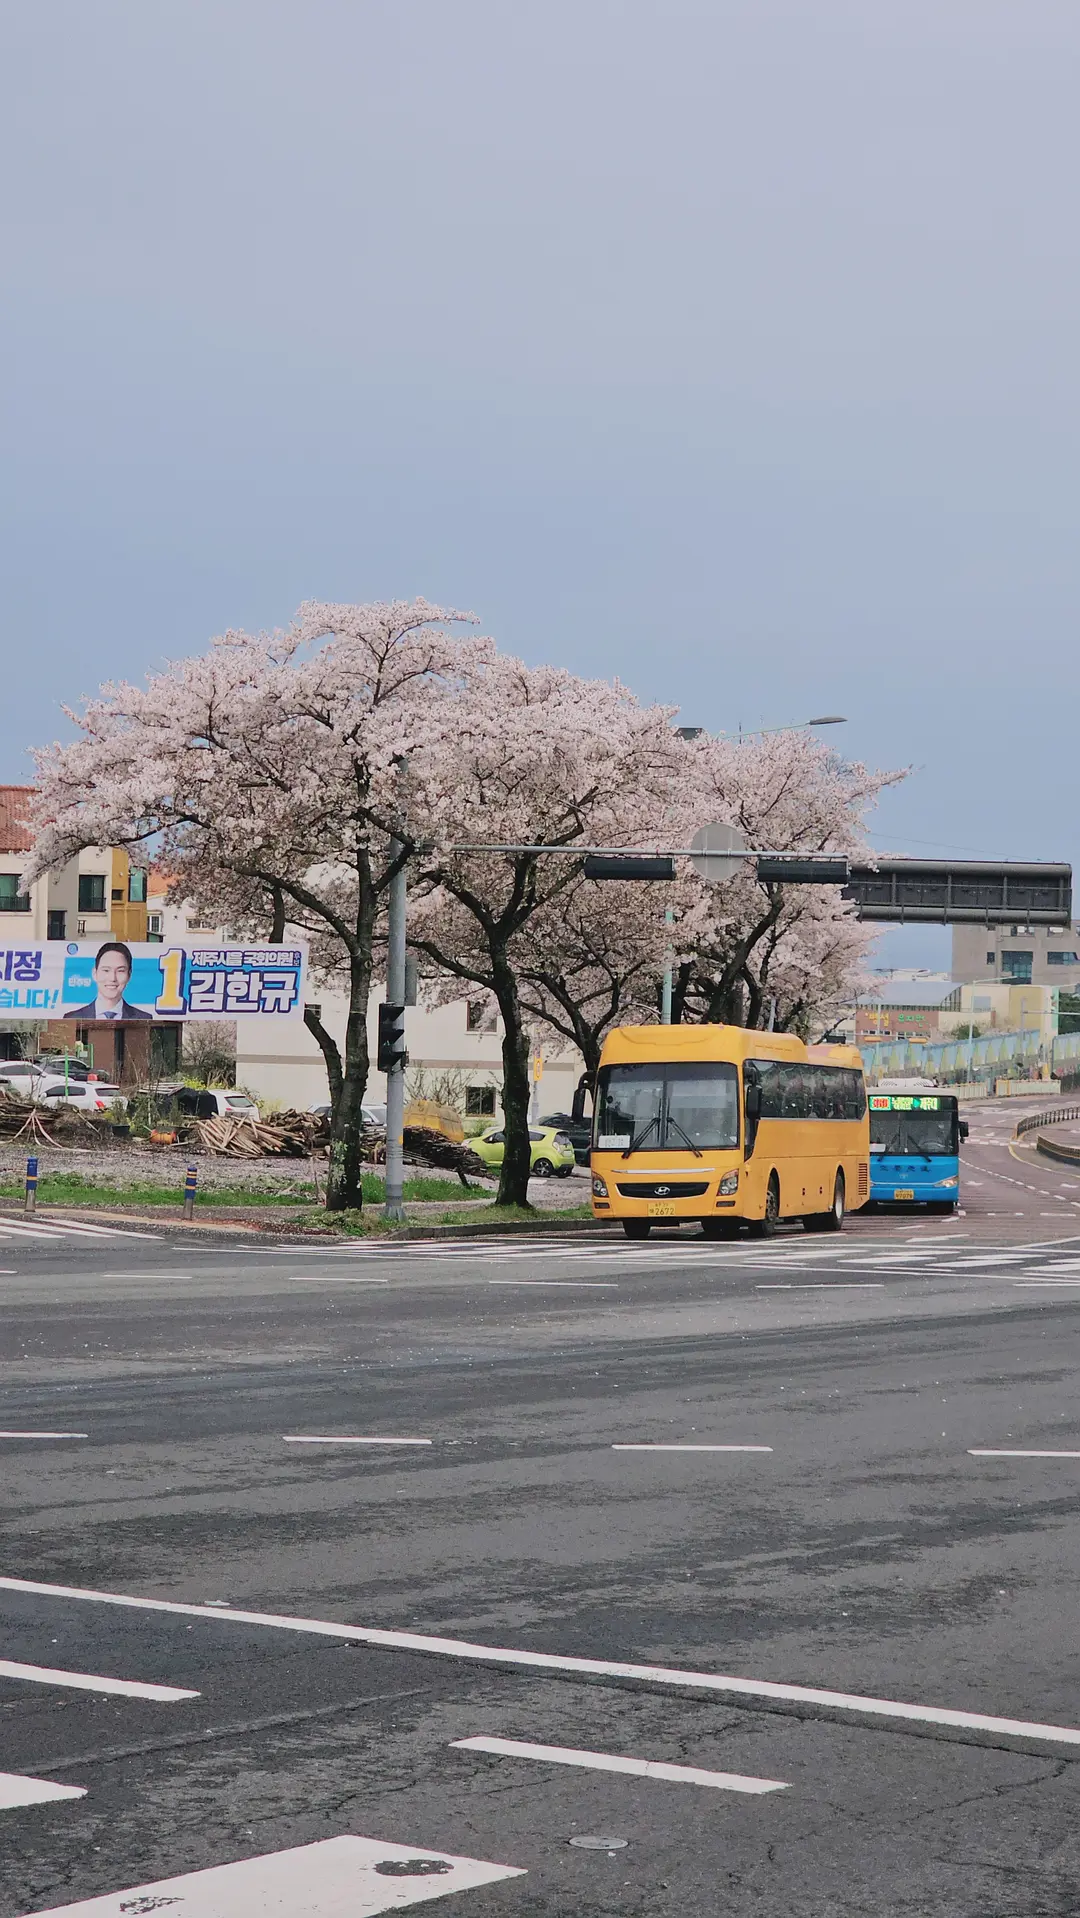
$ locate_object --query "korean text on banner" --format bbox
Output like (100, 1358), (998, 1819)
(0, 943), (307, 1023)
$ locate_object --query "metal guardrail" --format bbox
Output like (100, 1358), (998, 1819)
(1016, 1104), (1080, 1136)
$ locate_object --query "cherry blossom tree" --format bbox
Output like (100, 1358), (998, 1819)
(668, 729), (903, 1029)
(513, 875), (670, 1079)
(24, 599), (491, 1212)
(408, 659), (682, 1207)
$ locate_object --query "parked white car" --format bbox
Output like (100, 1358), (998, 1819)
(37, 1078), (125, 1112)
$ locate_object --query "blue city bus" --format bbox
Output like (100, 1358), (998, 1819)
(867, 1092), (965, 1210)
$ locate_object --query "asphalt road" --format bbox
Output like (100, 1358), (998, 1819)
(3, 1100), (1080, 1916)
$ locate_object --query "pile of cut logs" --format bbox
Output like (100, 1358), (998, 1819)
(186, 1110), (328, 1158)
(0, 1089), (109, 1145)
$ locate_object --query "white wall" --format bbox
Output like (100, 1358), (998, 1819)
(235, 984), (584, 1116)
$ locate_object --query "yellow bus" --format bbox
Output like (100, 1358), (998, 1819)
(590, 1024), (869, 1239)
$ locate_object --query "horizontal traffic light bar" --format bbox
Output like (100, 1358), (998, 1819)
(583, 854), (676, 880)
(755, 856), (851, 884)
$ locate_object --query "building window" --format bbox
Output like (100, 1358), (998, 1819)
(466, 999), (497, 1033)
(147, 912), (163, 943)
(985, 951), (995, 966)
(465, 1085), (496, 1117)
(0, 874), (30, 912)
(47, 910), (66, 940)
(78, 874), (106, 913)
(1048, 951), (1079, 965)
(128, 868), (147, 903)
(1001, 950), (1033, 982)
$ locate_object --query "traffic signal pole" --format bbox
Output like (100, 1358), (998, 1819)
(384, 759), (409, 1224)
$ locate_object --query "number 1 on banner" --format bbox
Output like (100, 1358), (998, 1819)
(155, 948), (186, 1013)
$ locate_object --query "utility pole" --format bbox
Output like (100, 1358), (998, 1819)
(383, 757), (408, 1224)
(660, 906), (674, 1024)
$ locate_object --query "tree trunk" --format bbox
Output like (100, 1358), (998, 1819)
(304, 1006), (343, 1109)
(491, 944), (533, 1209)
(326, 949), (373, 1212)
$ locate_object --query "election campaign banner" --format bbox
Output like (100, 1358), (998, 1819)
(0, 939), (307, 1024)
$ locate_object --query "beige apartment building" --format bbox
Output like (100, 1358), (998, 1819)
(952, 922), (1080, 991)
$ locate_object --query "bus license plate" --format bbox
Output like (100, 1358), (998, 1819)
(893, 1188), (915, 1200)
(647, 1202), (678, 1217)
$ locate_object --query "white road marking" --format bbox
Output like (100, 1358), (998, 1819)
(452, 1734), (789, 1793)
(283, 1436), (433, 1447)
(0, 1771), (85, 1810)
(288, 1276), (390, 1284)
(5, 1572), (1080, 1748)
(0, 1431), (87, 1441)
(17, 1832), (526, 1914)
(0, 1659), (197, 1701)
(0, 1219), (159, 1241)
(487, 1280), (619, 1288)
(755, 1283), (884, 1291)
(969, 1449), (1080, 1459)
(612, 1443), (772, 1453)
(100, 1272), (194, 1279)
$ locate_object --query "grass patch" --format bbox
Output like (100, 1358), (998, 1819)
(0, 1170), (489, 1209)
(286, 1199), (596, 1236)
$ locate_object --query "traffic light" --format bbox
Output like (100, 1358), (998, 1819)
(377, 1002), (407, 1074)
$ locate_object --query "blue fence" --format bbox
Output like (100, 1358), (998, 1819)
(860, 1028), (1080, 1084)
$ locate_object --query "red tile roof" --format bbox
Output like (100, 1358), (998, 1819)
(0, 785), (35, 854)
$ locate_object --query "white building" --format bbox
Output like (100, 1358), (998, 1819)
(144, 875), (584, 1118)
(234, 980), (584, 1120)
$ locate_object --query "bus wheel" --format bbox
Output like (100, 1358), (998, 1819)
(748, 1175), (780, 1238)
(623, 1220), (651, 1240)
(819, 1171), (845, 1232)
(701, 1219), (740, 1240)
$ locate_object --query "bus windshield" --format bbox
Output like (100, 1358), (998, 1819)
(594, 1061), (739, 1153)
(869, 1108), (957, 1157)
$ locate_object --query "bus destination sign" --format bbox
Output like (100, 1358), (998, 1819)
(870, 1095), (941, 1111)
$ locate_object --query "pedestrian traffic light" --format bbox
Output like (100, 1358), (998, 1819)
(377, 1002), (407, 1074)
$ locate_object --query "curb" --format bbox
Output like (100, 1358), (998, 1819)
(0, 1202), (606, 1243)
(1035, 1134), (1080, 1167)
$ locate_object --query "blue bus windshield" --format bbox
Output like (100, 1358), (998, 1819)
(869, 1109), (957, 1157)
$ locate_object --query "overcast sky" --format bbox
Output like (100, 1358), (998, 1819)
(4, 0), (1076, 968)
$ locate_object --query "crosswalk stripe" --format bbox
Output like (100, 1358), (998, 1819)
(0, 1217), (160, 1242)
(0, 1770), (85, 1809)
(18, 1833), (525, 1914)
(0, 1658), (198, 1701)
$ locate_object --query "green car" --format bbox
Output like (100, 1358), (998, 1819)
(473, 1124), (577, 1178)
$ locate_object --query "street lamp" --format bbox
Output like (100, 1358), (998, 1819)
(675, 717), (848, 741)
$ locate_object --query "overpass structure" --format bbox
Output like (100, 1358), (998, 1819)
(752, 855), (1073, 925)
(839, 858), (1072, 926)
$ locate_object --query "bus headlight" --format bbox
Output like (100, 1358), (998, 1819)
(935, 1176), (959, 1188)
(592, 1174), (609, 1198)
(718, 1171), (739, 1195)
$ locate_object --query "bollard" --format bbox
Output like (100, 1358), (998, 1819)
(24, 1156), (38, 1216)
(183, 1161), (198, 1221)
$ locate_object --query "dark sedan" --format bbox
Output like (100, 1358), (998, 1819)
(539, 1110), (592, 1165)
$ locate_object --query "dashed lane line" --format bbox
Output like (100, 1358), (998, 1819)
(283, 1436), (433, 1447)
(5, 1573), (1080, 1752)
(452, 1734), (789, 1794)
(969, 1449), (1080, 1459)
(612, 1443), (773, 1453)
(0, 1431), (87, 1441)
